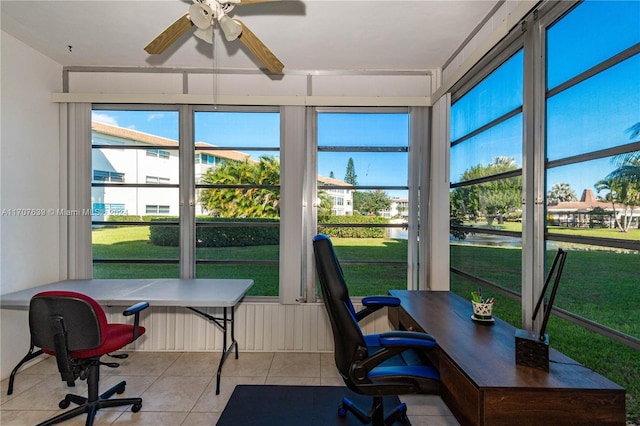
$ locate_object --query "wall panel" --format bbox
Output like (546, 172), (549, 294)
(106, 301), (393, 353)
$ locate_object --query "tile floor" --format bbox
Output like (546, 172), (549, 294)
(1, 351), (459, 425)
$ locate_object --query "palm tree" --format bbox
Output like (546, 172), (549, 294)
(199, 156), (280, 218)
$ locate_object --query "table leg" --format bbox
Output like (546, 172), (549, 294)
(187, 306), (238, 395)
(8, 344), (43, 395)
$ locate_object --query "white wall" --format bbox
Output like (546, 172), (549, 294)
(0, 31), (63, 377)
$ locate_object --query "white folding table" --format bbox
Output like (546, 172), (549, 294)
(1, 278), (253, 396)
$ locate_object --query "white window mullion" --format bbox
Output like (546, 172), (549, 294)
(66, 102), (93, 279)
(180, 105), (195, 279)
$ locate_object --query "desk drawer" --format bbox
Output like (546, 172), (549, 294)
(440, 351), (480, 426)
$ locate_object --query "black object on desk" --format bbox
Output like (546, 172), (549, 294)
(515, 248), (567, 371)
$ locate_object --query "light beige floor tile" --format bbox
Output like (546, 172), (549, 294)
(220, 352), (274, 377)
(403, 394), (454, 417)
(0, 373), (53, 404)
(51, 408), (126, 426)
(1, 375), (89, 411)
(0, 409), (60, 426)
(112, 410), (188, 425)
(181, 411), (221, 425)
(408, 415), (460, 426)
(320, 376), (344, 386)
(139, 375), (211, 412)
(107, 352), (181, 377)
(162, 352), (220, 377)
(320, 352), (341, 378)
(191, 376), (266, 413)
(268, 352), (321, 377)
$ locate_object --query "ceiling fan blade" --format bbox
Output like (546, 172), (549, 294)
(144, 14), (194, 54)
(235, 19), (284, 73)
(236, 0), (281, 5)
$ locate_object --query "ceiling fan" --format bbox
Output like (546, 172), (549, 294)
(145, 0), (284, 73)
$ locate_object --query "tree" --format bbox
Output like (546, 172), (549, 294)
(329, 171), (335, 179)
(450, 157), (522, 226)
(316, 190), (332, 221)
(199, 156), (280, 218)
(547, 183), (577, 205)
(596, 159), (640, 232)
(344, 157), (358, 186)
(354, 190), (391, 216)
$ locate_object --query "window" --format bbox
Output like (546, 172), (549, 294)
(545, 0), (640, 338)
(146, 149), (170, 159)
(316, 110), (410, 296)
(91, 109), (180, 278)
(193, 109), (281, 296)
(449, 50), (524, 305)
(93, 170), (124, 183)
(146, 205), (170, 214)
(91, 108), (281, 295)
(145, 176), (170, 184)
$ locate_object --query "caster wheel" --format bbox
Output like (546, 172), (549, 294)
(59, 399), (70, 409)
(337, 404), (347, 417)
(132, 403), (142, 413)
(116, 385), (126, 395)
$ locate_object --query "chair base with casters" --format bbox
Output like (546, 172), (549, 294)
(340, 396), (407, 425)
(29, 292), (149, 426)
(39, 355), (142, 426)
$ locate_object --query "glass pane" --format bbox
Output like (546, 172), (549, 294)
(92, 110), (180, 141)
(194, 111), (280, 148)
(318, 151), (408, 188)
(546, 55), (640, 161)
(91, 187), (179, 219)
(92, 148), (178, 185)
(450, 272), (523, 327)
(315, 236), (408, 297)
(547, 0), (640, 89)
(450, 176), (523, 226)
(547, 154), (640, 238)
(93, 263), (179, 279)
(450, 50), (523, 141)
(196, 264), (279, 297)
(195, 188), (281, 219)
(544, 242), (639, 340)
(450, 238), (523, 296)
(450, 114), (522, 184)
(93, 224), (179, 260)
(318, 113), (409, 147)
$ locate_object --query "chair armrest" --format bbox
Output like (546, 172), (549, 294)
(122, 301), (149, 340)
(123, 301), (149, 316)
(379, 330), (437, 349)
(356, 296), (401, 322)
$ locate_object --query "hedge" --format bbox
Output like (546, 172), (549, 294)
(318, 215), (389, 238)
(149, 217), (279, 247)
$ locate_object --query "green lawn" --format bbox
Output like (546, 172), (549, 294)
(92, 225), (639, 420)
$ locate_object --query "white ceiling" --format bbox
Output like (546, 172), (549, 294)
(1, 0), (499, 73)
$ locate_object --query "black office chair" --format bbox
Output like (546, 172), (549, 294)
(29, 290), (149, 426)
(312, 234), (440, 426)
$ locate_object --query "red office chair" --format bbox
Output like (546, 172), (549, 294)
(29, 291), (149, 426)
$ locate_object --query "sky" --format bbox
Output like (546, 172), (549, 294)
(451, 0), (640, 199)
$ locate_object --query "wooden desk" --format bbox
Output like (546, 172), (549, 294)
(388, 290), (625, 426)
(1, 279), (253, 396)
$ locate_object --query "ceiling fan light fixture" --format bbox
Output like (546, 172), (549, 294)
(194, 27), (214, 44)
(189, 3), (213, 29)
(219, 14), (243, 41)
